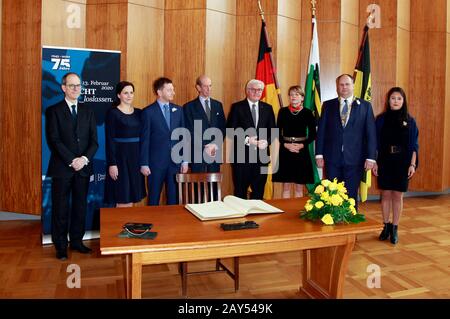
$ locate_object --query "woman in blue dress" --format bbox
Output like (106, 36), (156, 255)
(373, 87), (419, 244)
(104, 81), (146, 207)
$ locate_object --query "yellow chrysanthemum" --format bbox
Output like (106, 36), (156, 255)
(349, 198), (356, 207)
(315, 185), (325, 194)
(305, 204), (314, 211)
(341, 193), (349, 200)
(315, 201), (324, 209)
(321, 179), (331, 187)
(321, 214), (334, 225)
(328, 181), (338, 191)
(350, 206), (357, 215)
(337, 182), (347, 194)
(320, 191), (330, 203)
(330, 194), (343, 206)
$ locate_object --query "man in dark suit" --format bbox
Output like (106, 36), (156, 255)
(140, 77), (188, 205)
(183, 75), (226, 173)
(315, 74), (376, 209)
(45, 72), (98, 260)
(227, 79), (276, 199)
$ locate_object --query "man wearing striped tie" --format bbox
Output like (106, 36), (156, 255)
(315, 74), (376, 210)
(183, 75), (226, 174)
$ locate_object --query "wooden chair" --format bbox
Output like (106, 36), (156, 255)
(176, 172), (239, 296)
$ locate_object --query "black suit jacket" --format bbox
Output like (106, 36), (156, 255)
(183, 97), (226, 171)
(226, 99), (276, 165)
(45, 100), (98, 178)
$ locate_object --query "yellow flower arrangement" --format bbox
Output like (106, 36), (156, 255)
(300, 178), (366, 225)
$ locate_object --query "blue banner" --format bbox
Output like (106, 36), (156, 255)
(41, 46), (120, 243)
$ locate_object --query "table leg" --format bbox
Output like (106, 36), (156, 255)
(301, 235), (355, 298)
(131, 254), (142, 299)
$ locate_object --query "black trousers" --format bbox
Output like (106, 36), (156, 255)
(232, 163), (268, 200)
(51, 174), (89, 250)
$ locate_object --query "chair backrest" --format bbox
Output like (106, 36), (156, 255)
(176, 173), (223, 204)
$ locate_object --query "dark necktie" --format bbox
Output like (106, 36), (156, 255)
(164, 104), (170, 128)
(341, 99), (349, 127)
(204, 99), (211, 123)
(71, 104), (77, 128)
(251, 104), (257, 127)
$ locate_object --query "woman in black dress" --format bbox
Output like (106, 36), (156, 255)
(273, 85), (316, 198)
(104, 81), (146, 207)
(373, 87), (419, 244)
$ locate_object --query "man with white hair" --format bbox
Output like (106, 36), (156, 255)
(227, 79), (276, 199)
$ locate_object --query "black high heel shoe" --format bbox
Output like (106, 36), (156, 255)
(379, 222), (392, 241)
(390, 224), (399, 244)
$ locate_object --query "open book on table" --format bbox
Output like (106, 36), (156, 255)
(185, 195), (284, 221)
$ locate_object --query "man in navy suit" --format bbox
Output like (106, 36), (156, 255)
(183, 75), (226, 173)
(140, 77), (188, 205)
(45, 72), (98, 260)
(227, 79), (276, 199)
(315, 74), (376, 209)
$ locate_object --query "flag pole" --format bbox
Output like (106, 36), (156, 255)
(257, 0), (283, 109)
(311, 0), (317, 18)
(310, 0), (317, 43)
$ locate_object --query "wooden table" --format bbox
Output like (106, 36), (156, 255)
(100, 198), (382, 299)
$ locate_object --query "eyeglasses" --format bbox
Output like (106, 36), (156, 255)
(65, 84), (81, 90)
(248, 88), (263, 93)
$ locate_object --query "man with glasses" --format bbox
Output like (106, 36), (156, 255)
(227, 79), (276, 199)
(45, 72), (98, 260)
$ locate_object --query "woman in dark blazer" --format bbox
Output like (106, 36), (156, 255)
(373, 87), (419, 245)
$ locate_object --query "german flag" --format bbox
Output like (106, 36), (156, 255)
(353, 25), (372, 202)
(255, 20), (282, 200)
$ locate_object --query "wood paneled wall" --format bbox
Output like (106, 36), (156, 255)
(205, 0), (236, 197)
(126, 1), (164, 108)
(444, 1), (450, 190)
(1, 0), (449, 214)
(0, 0), (42, 214)
(41, 0), (86, 48)
(164, 2), (206, 105)
(0, 0), (2, 208)
(409, 0), (448, 191)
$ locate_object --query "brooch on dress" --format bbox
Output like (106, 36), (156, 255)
(172, 107), (177, 112)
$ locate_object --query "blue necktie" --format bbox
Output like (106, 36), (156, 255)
(164, 104), (170, 128)
(71, 105), (77, 127)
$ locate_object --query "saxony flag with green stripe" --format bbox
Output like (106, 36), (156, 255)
(303, 16), (321, 193)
